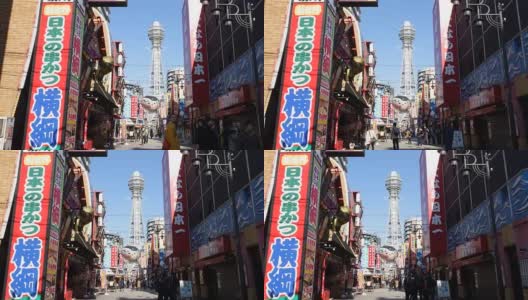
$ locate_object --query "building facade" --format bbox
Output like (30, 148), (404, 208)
(422, 150), (528, 300)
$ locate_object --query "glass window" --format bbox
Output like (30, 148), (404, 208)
(519, 0), (528, 29)
(503, 0), (520, 42)
(213, 175), (229, 208)
(252, 0), (264, 42)
(484, 26), (500, 58)
(506, 150), (528, 178)
(470, 175), (486, 208)
(488, 152), (507, 193)
(233, 26), (250, 59)
(474, 37), (485, 67)
(248, 150), (263, 179)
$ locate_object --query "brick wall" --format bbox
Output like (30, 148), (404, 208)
(0, 151), (20, 244)
(264, 0), (290, 114)
(0, 0), (40, 117)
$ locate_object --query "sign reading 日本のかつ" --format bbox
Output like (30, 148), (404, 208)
(3, 152), (57, 300)
(275, 2), (325, 150)
(265, 152), (313, 299)
(24, 2), (75, 150)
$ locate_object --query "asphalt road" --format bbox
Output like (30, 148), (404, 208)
(371, 139), (443, 150)
(355, 288), (406, 300)
(114, 138), (193, 150)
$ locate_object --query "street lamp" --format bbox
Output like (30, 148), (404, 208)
(447, 150), (504, 300)
(202, 0), (263, 148)
(451, 0), (518, 149)
(191, 150), (248, 300)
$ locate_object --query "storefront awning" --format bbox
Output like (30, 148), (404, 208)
(214, 104), (251, 119)
(336, 81), (369, 109)
(464, 104), (503, 118)
(326, 232), (356, 259)
(65, 229), (98, 259)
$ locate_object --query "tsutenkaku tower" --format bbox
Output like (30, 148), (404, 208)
(386, 171), (403, 249)
(148, 21), (165, 99)
(129, 171), (145, 247)
(399, 21), (416, 100)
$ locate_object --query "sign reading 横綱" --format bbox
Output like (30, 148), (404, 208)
(275, 1), (326, 150)
(420, 151), (447, 258)
(433, 0), (460, 108)
(24, 1), (76, 150)
(265, 152), (313, 299)
(2, 152), (57, 300)
(182, 0), (209, 108)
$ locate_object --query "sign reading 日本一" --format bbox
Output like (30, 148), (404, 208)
(24, 1), (76, 150)
(3, 152), (56, 300)
(275, 2), (325, 150)
(265, 152), (312, 299)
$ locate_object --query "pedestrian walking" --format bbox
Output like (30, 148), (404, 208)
(391, 122), (401, 150)
(423, 126), (430, 145)
(365, 125), (377, 150)
(240, 121), (261, 149)
(163, 115), (180, 150)
(416, 270), (424, 300)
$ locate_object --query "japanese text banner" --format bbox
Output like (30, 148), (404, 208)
(3, 152), (56, 300)
(275, 3), (325, 150)
(24, 2), (75, 150)
(265, 152), (312, 300)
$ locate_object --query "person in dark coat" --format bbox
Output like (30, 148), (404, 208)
(240, 121), (261, 149)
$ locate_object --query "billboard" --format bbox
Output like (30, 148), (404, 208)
(2, 152), (57, 299)
(420, 151), (447, 257)
(24, 1), (77, 150)
(368, 245), (375, 268)
(275, 2), (326, 150)
(265, 152), (313, 299)
(182, 0), (209, 107)
(433, 0), (460, 107)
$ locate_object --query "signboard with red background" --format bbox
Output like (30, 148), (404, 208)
(381, 96), (388, 118)
(2, 152), (58, 300)
(433, 0), (460, 108)
(182, 0), (209, 108)
(24, 0), (77, 150)
(265, 152), (313, 299)
(275, 1), (326, 150)
(420, 151), (447, 258)
(173, 155), (190, 257)
(131, 96), (138, 118)
(111, 246), (118, 268)
(368, 245), (375, 268)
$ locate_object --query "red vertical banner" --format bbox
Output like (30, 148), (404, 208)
(24, 1), (75, 150)
(111, 246), (118, 268)
(376, 253), (381, 269)
(420, 151), (447, 257)
(139, 104), (144, 120)
(182, 0), (209, 107)
(265, 152), (313, 299)
(275, 1), (326, 150)
(131, 96), (138, 118)
(3, 152), (56, 299)
(433, 0), (459, 108)
(368, 246), (375, 268)
(382, 96), (388, 118)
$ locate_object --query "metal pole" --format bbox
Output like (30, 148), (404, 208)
(247, 2), (264, 148)
(226, 154), (249, 300)
(498, 25), (518, 149)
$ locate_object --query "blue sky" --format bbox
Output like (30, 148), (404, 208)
(360, 0), (435, 93)
(108, 0), (185, 89)
(347, 151), (422, 244)
(90, 151), (165, 244)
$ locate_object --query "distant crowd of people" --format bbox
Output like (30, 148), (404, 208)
(162, 114), (261, 150)
(402, 267), (436, 300)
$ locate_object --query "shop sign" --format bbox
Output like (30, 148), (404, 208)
(455, 236), (488, 260)
(44, 153), (65, 300)
(64, 3), (85, 149)
(368, 246), (375, 268)
(275, 2), (325, 150)
(3, 152), (57, 300)
(265, 152), (312, 299)
(381, 95), (388, 118)
(111, 246), (118, 268)
(465, 86), (501, 112)
(301, 151), (322, 299)
(420, 151), (447, 257)
(315, 3), (335, 149)
(197, 236), (230, 260)
(25, 1), (75, 150)
(433, 0), (459, 108)
(376, 253), (381, 269)
(131, 96), (138, 118)
(173, 156), (190, 257)
(182, 0), (209, 107)
(217, 86), (248, 111)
